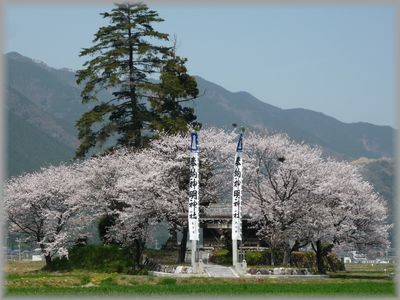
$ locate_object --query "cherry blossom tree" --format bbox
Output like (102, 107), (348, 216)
(145, 128), (237, 262)
(78, 149), (159, 266)
(244, 132), (324, 265)
(243, 131), (390, 272)
(78, 151), (129, 244)
(300, 159), (391, 273)
(4, 163), (97, 267)
(5, 127), (389, 274)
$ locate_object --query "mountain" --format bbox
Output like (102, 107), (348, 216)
(192, 76), (393, 159)
(6, 51), (87, 136)
(351, 157), (395, 241)
(4, 52), (395, 247)
(7, 111), (75, 177)
(352, 157), (394, 217)
(5, 52), (82, 176)
(5, 52), (394, 178)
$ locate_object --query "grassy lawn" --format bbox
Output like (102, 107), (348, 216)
(344, 263), (395, 274)
(4, 261), (397, 296)
(328, 263), (396, 280)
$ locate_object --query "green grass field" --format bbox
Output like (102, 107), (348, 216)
(4, 261), (397, 296)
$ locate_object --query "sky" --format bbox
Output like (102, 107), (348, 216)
(5, 3), (396, 127)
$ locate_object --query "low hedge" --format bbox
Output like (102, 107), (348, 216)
(325, 252), (345, 272)
(292, 251), (344, 272)
(245, 251), (266, 265)
(209, 249), (232, 265)
(290, 251), (316, 271)
(47, 244), (142, 274)
(211, 248), (345, 272)
(245, 249), (285, 265)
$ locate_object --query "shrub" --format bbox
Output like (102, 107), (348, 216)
(263, 249), (284, 265)
(244, 249), (284, 266)
(48, 244), (137, 273)
(324, 252), (345, 272)
(80, 274), (91, 285)
(243, 249), (344, 273)
(100, 277), (118, 287)
(291, 251), (345, 272)
(290, 251), (316, 272)
(209, 249), (232, 265)
(245, 251), (266, 265)
(159, 278), (177, 285)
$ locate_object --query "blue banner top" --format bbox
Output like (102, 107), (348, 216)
(236, 133), (243, 152)
(190, 132), (199, 152)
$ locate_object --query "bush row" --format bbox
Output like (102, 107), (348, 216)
(210, 248), (345, 272)
(48, 244), (146, 274)
(209, 249), (232, 265)
(48, 245), (344, 274)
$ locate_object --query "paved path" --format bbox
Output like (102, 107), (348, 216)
(204, 264), (239, 278)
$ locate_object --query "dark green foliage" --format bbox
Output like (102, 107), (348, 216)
(75, 3), (199, 158)
(80, 275), (91, 285)
(312, 240), (335, 274)
(149, 44), (199, 134)
(290, 251), (316, 271)
(245, 249), (284, 266)
(158, 278), (177, 285)
(266, 249), (285, 266)
(290, 251), (344, 272)
(100, 277), (118, 287)
(241, 250), (344, 273)
(97, 216), (114, 244)
(324, 253), (345, 272)
(48, 244), (141, 274)
(209, 249), (232, 265)
(245, 251), (269, 266)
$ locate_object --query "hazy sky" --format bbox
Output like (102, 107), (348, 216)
(5, 3), (396, 127)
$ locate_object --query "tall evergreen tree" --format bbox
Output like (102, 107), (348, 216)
(75, 3), (199, 158)
(148, 38), (199, 134)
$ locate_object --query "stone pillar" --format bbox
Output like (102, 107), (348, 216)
(242, 259), (247, 273)
(232, 239), (238, 268)
(198, 258), (204, 273)
(191, 240), (197, 273)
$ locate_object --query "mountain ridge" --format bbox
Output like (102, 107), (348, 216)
(192, 75), (393, 159)
(5, 52), (394, 177)
(4, 51), (394, 244)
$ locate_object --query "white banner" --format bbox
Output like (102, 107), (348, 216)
(188, 131), (200, 241)
(232, 133), (243, 241)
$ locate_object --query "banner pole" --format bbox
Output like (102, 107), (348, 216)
(188, 129), (200, 273)
(232, 128), (244, 270)
(232, 239), (238, 267)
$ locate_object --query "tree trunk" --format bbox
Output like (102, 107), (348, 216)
(127, 12), (142, 148)
(172, 224), (178, 246)
(134, 239), (145, 268)
(315, 240), (325, 274)
(178, 227), (188, 263)
(44, 254), (52, 269)
(291, 240), (302, 252)
(164, 224), (178, 249)
(282, 248), (290, 266)
(270, 249), (275, 266)
(289, 241), (309, 265)
(39, 243), (52, 269)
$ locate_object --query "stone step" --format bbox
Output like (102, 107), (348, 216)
(204, 264), (239, 278)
